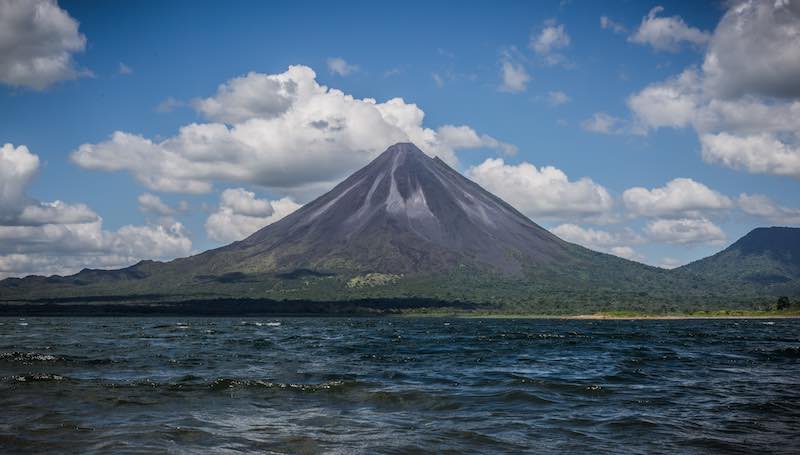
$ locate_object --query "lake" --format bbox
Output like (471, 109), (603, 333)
(1, 317), (798, 454)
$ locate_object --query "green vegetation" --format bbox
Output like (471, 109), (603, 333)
(1, 228), (798, 316)
(2, 259), (797, 316)
(346, 273), (402, 288)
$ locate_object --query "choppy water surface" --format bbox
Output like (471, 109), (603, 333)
(1, 317), (799, 454)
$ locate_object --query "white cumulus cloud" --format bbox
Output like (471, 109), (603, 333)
(702, 0), (800, 99)
(15, 200), (97, 226)
(600, 16), (627, 34)
(627, 0), (800, 179)
(737, 193), (800, 225)
(547, 90), (570, 106)
(700, 132), (800, 179)
(155, 97), (184, 113)
(436, 125), (518, 156)
(192, 70), (297, 124)
(552, 223), (644, 260)
(0, 144), (191, 278)
(205, 188), (301, 243)
(72, 65), (515, 201)
(0, 143), (39, 217)
(326, 57), (358, 76)
(466, 158), (614, 222)
(530, 20), (571, 66)
(622, 178), (732, 218)
(499, 59), (530, 93)
(644, 218), (726, 245)
(0, 220), (192, 279)
(581, 112), (624, 134)
(627, 69), (700, 130)
(0, 0), (89, 89)
(138, 193), (176, 216)
(629, 6), (710, 52)
(1, 143), (97, 226)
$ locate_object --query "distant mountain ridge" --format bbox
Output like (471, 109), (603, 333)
(1, 143), (798, 312)
(680, 226), (800, 293)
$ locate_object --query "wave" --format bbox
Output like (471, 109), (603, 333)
(0, 351), (62, 363)
(3, 373), (65, 382)
(207, 378), (360, 392)
(772, 346), (800, 357)
(752, 345), (800, 358)
(0, 351), (124, 366)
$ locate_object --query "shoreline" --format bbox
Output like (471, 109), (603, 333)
(395, 315), (800, 320)
(1, 300), (798, 319)
(1, 310), (798, 320)
(408, 311), (800, 320)
(493, 314), (800, 320)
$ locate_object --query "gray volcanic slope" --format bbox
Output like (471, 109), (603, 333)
(181, 142), (574, 276)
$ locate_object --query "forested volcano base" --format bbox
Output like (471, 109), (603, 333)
(1, 258), (793, 316)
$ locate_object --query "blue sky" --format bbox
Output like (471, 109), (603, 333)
(1, 0), (799, 277)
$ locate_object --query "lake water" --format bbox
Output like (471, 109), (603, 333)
(1, 317), (798, 454)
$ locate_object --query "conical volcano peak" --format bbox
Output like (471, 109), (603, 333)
(232, 139), (569, 275)
(382, 142), (427, 157)
(362, 142), (439, 187)
(377, 142), (432, 166)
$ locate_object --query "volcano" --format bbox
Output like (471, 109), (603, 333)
(188, 142), (574, 276)
(1, 143), (782, 312)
